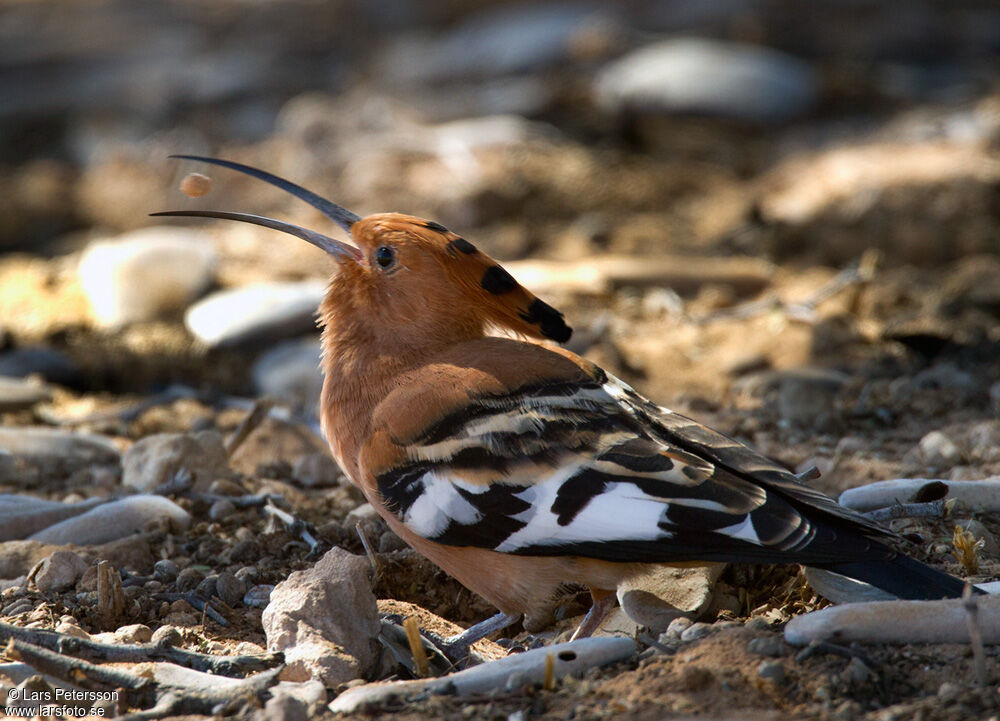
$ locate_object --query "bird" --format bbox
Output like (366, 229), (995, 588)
(155, 155), (973, 656)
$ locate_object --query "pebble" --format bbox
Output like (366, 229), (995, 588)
(747, 636), (784, 657)
(661, 616), (693, 641)
(216, 571), (245, 607)
(153, 559), (179, 583)
(329, 637), (637, 713)
(115, 624), (152, 644)
(33, 550), (89, 593)
(291, 452), (341, 488)
(257, 694), (307, 721)
(594, 38), (817, 123)
(785, 594), (1000, 646)
(180, 172), (212, 198)
(758, 660), (786, 684)
(0, 494), (107, 542)
(196, 575), (218, 599)
(252, 337), (325, 413)
(839, 477), (1000, 512)
(122, 430), (230, 493)
(209, 499), (236, 521)
(679, 622), (715, 642)
(28, 495), (191, 546)
(345, 503), (380, 527)
(176, 567), (205, 592)
(617, 563), (723, 632)
(844, 657), (871, 684)
(55, 618), (90, 639)
(235, 566), (260, 584)
(990, 380), (1000, 417)
(262, 547), (379, 686)
(0, 376), (51, 411)
(744, 617), (771, 632)
(78, 226), (217, 328)
(245, 584), (274, 608)
(958, 519), (998, 556)
(151, 625), (182, 647)
(919, 430), (963, 466)
(185, 281), (326, 348)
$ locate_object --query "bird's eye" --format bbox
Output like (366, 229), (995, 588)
(375, 245), (395, 269)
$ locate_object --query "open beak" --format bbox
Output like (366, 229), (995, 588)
(151, 155), (363, 262)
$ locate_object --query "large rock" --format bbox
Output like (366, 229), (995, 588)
(594, 38), (817, 123)
(617, 564), (724, 632)
(28, 495), (190, 546)
(262, 547), (379, 686)
(185, 281), (326, 348)
(122, 430), (229, 492)
(78, 226), (217, 328)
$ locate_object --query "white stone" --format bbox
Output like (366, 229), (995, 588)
(595, 38), (817, 123)
(839, 477), (1000, 512)
(28, 495), (190, 545)
(185, 281), (326, 347)
(78, 226), (217, 328)
(785, 595), (1000, 646)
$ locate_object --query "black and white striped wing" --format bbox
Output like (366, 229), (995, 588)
(374, 374), (889, 565)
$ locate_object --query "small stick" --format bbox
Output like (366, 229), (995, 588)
(403, 617), (430, 677)
(962, 583), (987, 688)
(263, 502), (319, 554)
(543, 652), (555, 691)
(356, 522), (379, 573)
(862, 499), (948, 522)
(225, 398), (274, 457)
(795, 640), (876, 668)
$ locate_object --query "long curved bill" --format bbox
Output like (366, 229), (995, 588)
(153, 156), (364, 262)
(150, 210), (362, 261)
(170, 154), (360, 232)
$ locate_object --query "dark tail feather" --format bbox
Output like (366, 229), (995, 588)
(820, 553), (976, 600)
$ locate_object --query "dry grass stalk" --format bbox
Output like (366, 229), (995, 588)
(403, 616), (429, 677)
(543, 652), (555, 691)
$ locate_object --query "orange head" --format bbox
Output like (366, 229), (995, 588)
(153, 156), (571, 365)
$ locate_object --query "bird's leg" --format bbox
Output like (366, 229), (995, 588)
(435, 612), (521, 662)
(570, 589), (617, 641)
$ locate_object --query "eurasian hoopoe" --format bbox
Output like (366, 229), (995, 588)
(156, 155), (971, 654)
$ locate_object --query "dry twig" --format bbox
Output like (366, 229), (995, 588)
(0, 621), (280, 676)
(225, 397), (275, 457)
(962, 583), (987, 688)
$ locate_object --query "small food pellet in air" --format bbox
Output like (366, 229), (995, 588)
(180, 172), (212, 197)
